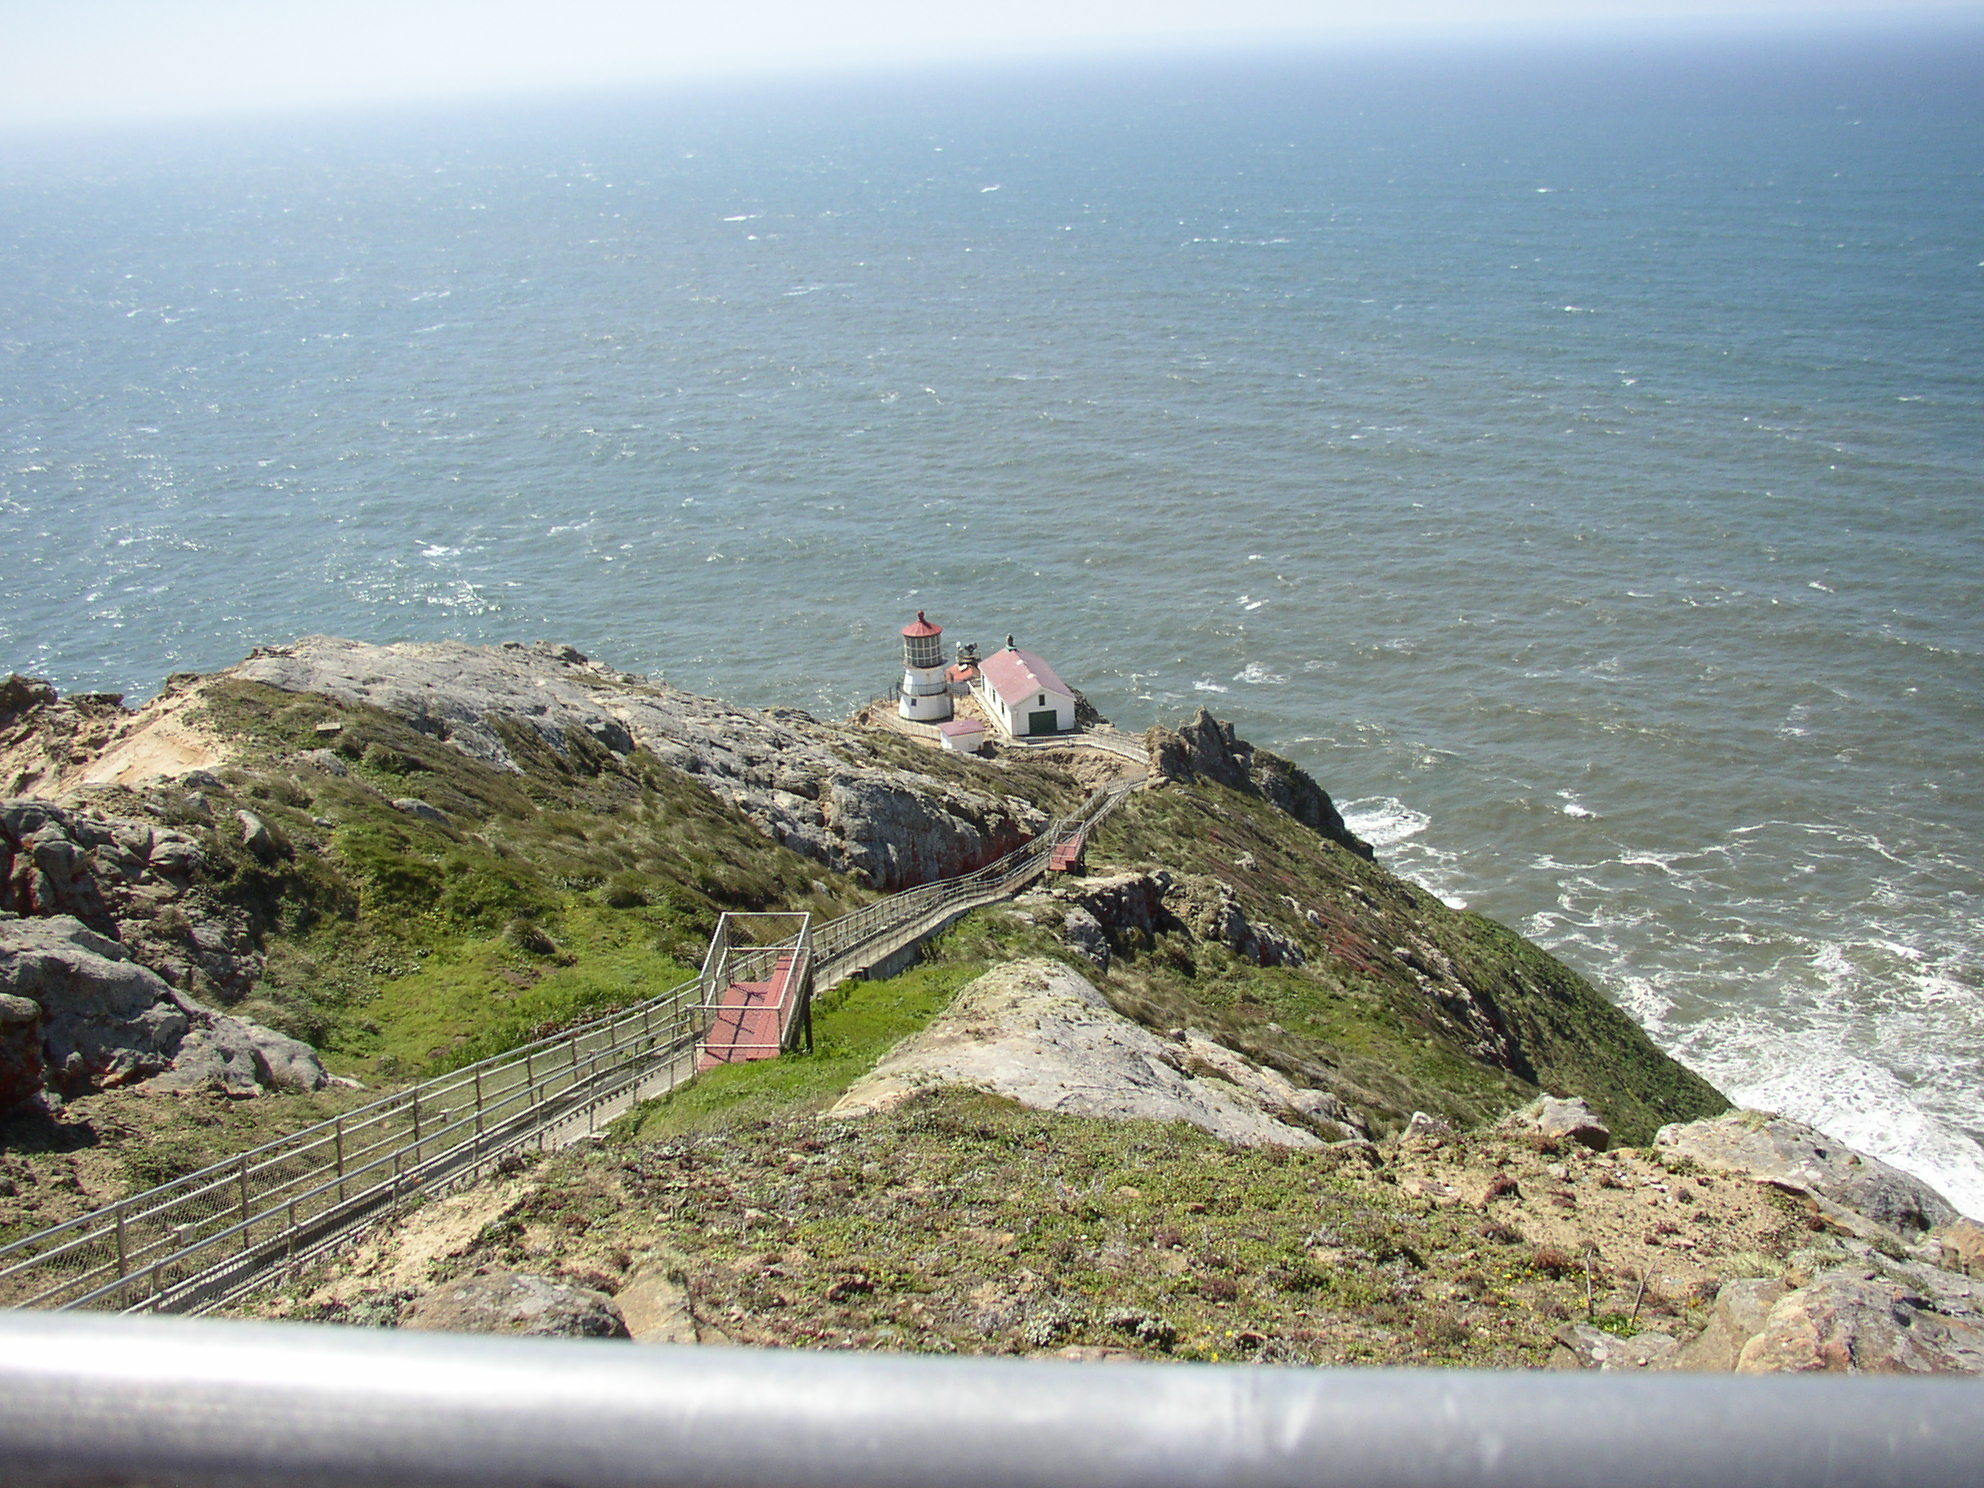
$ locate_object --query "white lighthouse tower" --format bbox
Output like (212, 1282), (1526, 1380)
(898, 611), (953, 723)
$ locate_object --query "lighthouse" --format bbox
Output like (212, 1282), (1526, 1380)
(898, 611), (953, 723)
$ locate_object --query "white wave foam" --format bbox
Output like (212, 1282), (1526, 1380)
(1234, 662), (1286, 686)
(1716, 1037), (1984, 1222)
(1341, 795), (1429, 850)
(1192, 679), (1229, 694)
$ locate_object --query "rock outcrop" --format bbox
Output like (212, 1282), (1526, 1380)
(1145, 709), (1371, 859)
(1672, 1278), (1789, 1372)
(0, 914), (326, 1102)
(829, 958), (1361, 1145)
(0, 990), (45, 1113)
(0, 798), (256, 1004)
(1, 673), (225, 799)
(402, 1269), (631, 1339)
(229, 637), (1053, 890)
(1026, 869), (1306, 970)
(1733, 1266), (1984, 1374)
(1925, 1218), (1984, 1275)
(1656, 1111), (1959, 1238)
(1502, 1095), (1611, 1152)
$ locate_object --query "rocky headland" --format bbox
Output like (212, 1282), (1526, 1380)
(1, 636), (1977, 1374)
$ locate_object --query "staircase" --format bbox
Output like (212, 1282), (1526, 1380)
(696, 949), (808, 1070)
(693, 914), (815, 1071)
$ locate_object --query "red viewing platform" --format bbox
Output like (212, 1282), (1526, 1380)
(1049, 830), (1087, 874)
(697, 951), (806, 1071)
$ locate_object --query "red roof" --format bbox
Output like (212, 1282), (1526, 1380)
(947, 662), (980, 683)
(979, 647), (1073, 708)
(939, 719), (986, 736)
(901, 610), (942, 638)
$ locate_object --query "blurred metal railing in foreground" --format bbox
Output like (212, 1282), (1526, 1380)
(2, 1311), (1981, 1488)
(0, 776), (1138, 1317)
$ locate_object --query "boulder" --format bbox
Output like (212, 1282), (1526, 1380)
(1061, 906), (1110, 971)
(1737, 1268), (1984, 1375)
(390, 798), (450, 827)
(1403, 1111), (1454, 1144)
(0, 914), (326, 1099)
(615, 1269), (701, 1345)
(236, 810), (283, 862)
(150, 1013), (330, 1097)
(1, 915), (189, 1090)
(829, 959), (1328, 1149)
(403, 1270), (631, 1339)
(0, 990), (44, 1113)
(1671, 1277), (1788, 1371)
(1503, 1095), (1611, 1152)
(1656, 1112), (1959, 1237)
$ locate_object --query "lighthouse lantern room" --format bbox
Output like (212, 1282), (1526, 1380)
(898, 611), (954, 723)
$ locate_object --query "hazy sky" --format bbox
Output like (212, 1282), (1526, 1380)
(1, 0), (1976, 130)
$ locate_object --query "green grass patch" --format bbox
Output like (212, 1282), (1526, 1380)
(356, 907), (699, 1076)
(621, 958), (989, 1139)
(135, 680), (887, 1081)
(1084, 783), (1725, 1143)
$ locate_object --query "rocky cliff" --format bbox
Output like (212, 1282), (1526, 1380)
(1146, 708), (1372, 860)
(13, 634), (1969, 1378)
(227, 637), (1066, 891)
(0, 639), (1093, 1115)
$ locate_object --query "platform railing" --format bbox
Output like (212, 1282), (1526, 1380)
(5, 1311), (1983, 1488)
(0, 776), (1138, 1316)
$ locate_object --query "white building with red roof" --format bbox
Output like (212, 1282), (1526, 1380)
(938, 718), (987, 755)
(975, 639), (1076, 738)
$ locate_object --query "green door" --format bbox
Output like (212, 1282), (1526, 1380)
(1026, 709), (1058, 736)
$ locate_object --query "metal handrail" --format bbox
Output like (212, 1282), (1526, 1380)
(0, 773), (1139, 1316)
(4, 1311), (1982, 1488)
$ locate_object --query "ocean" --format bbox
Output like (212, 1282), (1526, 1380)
(2, 23), (1980, 1208)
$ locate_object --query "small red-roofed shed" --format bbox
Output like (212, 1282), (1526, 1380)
(938, 717), (987, 754)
